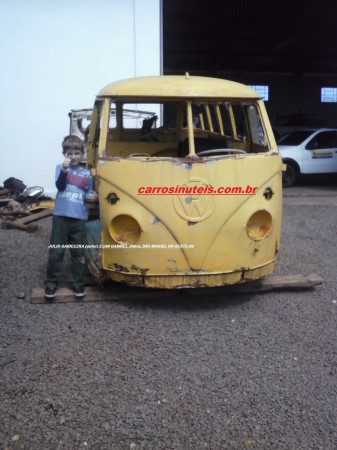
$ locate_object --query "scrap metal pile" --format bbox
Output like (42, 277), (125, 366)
(0, 178), (54, 232)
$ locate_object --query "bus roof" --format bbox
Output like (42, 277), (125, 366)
(97, 75), (261, 99)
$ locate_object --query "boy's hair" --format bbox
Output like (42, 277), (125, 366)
(62, 135), (84, 154)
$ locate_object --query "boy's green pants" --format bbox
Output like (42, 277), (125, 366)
(45, 215), (86, 288)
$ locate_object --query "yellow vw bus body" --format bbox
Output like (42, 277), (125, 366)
(86, 75), (282, 289)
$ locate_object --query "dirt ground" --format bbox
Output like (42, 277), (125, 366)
(0, 183), (337, 449)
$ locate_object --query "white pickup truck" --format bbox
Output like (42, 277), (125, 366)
(278, 128), (337, 187)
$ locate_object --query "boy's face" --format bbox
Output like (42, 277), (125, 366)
(64, 147), (83, 166)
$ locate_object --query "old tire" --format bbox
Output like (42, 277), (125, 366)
(282, 162), (298, 188)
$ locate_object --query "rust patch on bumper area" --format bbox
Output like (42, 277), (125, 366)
(104, 261), (275, 289)
(113, 263), (129, 273)
(131, 264), (150, 286)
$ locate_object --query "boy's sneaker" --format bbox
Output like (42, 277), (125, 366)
(44, 286), (57, 299)
(73, 285), (86, 298)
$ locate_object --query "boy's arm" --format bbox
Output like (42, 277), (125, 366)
(55, 165), (67, 191)
(87, 173), (94, 192)
(85, 173), (98, 202)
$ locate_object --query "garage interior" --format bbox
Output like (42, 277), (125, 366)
(163, 0), (337, 135)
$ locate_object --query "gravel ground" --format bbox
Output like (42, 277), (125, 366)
(0, 201), (337, 449)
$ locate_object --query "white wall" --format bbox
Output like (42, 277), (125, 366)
(0, 0), (161, 194)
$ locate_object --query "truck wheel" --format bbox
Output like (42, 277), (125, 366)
(282, 162), (298, 188)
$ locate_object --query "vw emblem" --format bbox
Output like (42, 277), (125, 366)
(172, 177), (215, 222)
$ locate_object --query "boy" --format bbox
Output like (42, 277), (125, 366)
(44, 135), (97, 299)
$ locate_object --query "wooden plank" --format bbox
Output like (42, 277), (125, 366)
(32, 286), (126, 303)
(178, 273), (323, 296)
(229, 273), (323, 293)
(31, 284), (181, 303)
(30, 273), (323, 304)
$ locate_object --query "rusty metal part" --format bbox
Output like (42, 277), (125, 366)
(0, 215), (15, 221)
(0, 188), (10, 198)
(0, 210), (32, 217)
(2, 221), (37, 233)
(113, 263), (129, 272)
(1, 209), (52, 232)
(99, 154), (248, 164)
(7, 199), (22, 212)
(15, 208), (52, 224)
(105, 261), (275, 289)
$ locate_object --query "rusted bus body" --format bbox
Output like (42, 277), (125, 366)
(87, 75), (283, 289)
